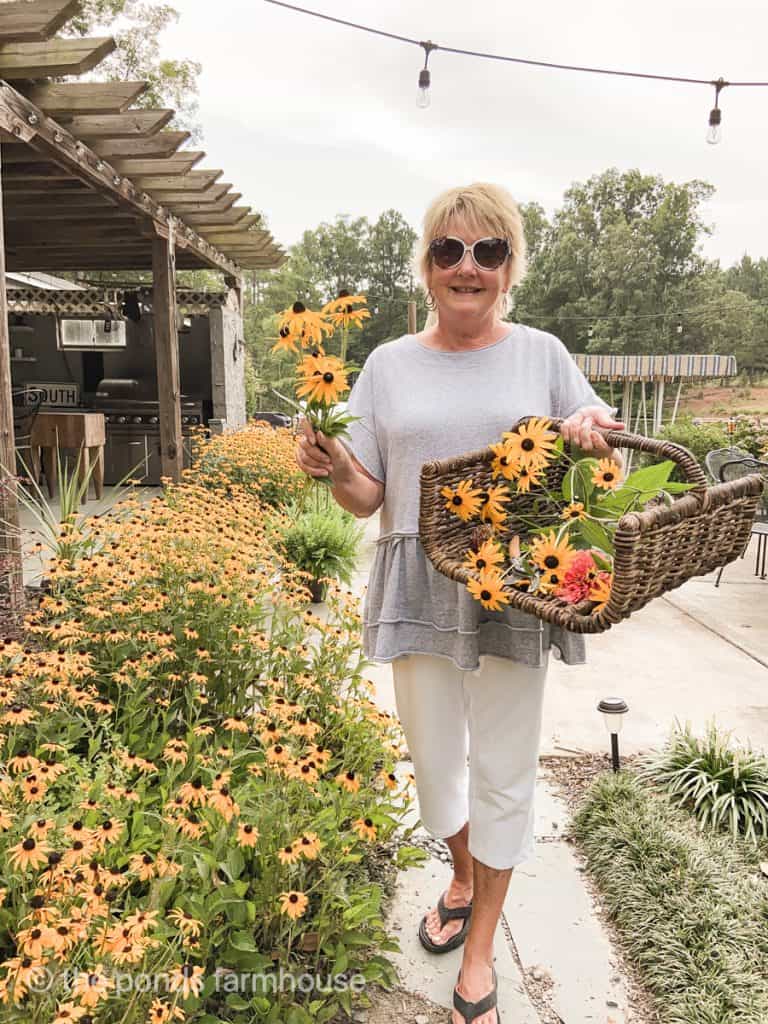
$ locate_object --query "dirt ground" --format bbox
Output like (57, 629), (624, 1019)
(677, 383), (768, 418)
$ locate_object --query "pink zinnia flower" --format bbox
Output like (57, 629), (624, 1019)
(556, 550), (599, 604)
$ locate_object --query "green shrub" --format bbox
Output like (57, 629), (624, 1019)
(637, 720), (768, 843)
(641, 416), (729, 480)
(573, 771), (768, 1023)
(731, 417), (768, 458)
(278, 504), (364, 589)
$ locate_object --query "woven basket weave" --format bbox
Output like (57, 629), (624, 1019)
(419, 417), (765, 634)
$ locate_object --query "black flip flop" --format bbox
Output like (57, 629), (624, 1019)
(452, 966), (500, 1023)
(418, 892), (473, 954)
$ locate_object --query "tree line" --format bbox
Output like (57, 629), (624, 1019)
(244, 168), (768, 409)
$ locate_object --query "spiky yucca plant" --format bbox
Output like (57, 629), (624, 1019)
(637, 719), (768, 844)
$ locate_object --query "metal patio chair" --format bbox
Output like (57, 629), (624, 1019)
(704, 446), (751, 484)
(715, 456), (768, 585)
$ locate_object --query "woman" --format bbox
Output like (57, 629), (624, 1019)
(296, 182), (623, 1024)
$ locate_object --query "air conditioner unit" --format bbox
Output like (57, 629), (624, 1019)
(59, 319), (127, 350)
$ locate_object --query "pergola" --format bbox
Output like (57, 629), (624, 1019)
(0, 0), (285, 625)
(573, 353), (738, 434)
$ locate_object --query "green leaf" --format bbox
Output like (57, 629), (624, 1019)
(563, 459), (598, 505)
(229, 930), (257, 952)
(576, 518), (615, 556)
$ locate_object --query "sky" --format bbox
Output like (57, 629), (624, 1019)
(161, 0), (766, 268)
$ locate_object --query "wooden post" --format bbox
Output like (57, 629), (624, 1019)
(0, 141), (25, 629)
(407, 300), (417, 335)
(152, 227), (183, 483)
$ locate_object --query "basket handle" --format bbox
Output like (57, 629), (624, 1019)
(545, 416), (709, 506)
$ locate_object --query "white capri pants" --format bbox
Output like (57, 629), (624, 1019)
(392, 652), (548, 871)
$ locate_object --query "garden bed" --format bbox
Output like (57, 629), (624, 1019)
(0, 428), (418, 1024)
(543, 754), (768, 1024)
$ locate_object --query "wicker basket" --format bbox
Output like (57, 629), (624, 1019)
(419, 417), (765, 634)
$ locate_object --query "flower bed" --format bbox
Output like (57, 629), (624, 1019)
(0, 471), (418, 1023)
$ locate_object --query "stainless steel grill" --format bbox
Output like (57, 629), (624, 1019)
(91, 386), (203, 485)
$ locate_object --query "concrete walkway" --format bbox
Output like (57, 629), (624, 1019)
(350, 511), (768, 1022)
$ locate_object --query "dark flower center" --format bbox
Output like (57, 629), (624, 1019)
(544, 555), (559, 569)
(521, 438), (535, 451)
(481, 590), (492, 601)
(322, 372), (334, 383)
(476, 558), (486, 569)
(452, 496), (462, 506)
(292, 301), (306, 313)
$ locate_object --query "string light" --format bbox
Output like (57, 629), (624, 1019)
(263, 0), (768, 140)
(707, 78), (726, 145)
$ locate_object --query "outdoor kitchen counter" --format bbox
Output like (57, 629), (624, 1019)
(30, 411), (105, 502)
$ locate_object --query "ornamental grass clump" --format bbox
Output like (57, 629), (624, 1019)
(573, 770), (768, 1024)
(0, 469), (420, 1023)
(443, 416), (693, 616)
(636, 719), (768, 843)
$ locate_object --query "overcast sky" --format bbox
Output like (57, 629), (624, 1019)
(163, 0), (765, 267)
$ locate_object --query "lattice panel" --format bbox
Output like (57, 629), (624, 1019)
(6, 287), (227, 316)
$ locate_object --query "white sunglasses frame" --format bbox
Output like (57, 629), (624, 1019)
(429, 235), (511, 271)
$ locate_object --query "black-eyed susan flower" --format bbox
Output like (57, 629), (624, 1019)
(560, 501), (586, 521)
(592, 458), (623, 490)
(441, 479), (483, 522)
(298, 831), (322, 859)
(222, 715), (249, 733)
(463, 538), (505, 574)
(466, 570), (511, 612)
(489, 441), (519, 481)
(8, 836), (50, 871)
(167, 963), (204, 1000)
(168, 909), (202, 937)
(513, 463), (544, 494)
(588, 573), (613, 612)
(336, 770), (360, 793)
(322, 291), (371, 330)
(479, 483), (510, 527)
(52, 1002), (89, 1023)
(529, 531), (577, 579)
(71, 965), (113, 1006)
(237, 823), (259, 848)
(296, 354), (350, 406)
(278, 301), (333, 348)
(278, 842), (301, 865)
(279, 890), (308, 920)
(379, 770), (398, 791)
(353, 818), (377, 842)
(147, 999), (185, 1024)
(503, 416), (558, 468)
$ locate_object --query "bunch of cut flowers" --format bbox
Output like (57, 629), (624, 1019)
(440, 416), (693, 616)
(271, 291), (370, 449)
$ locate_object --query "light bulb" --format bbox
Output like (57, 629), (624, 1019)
(706, 108), (722, 145)
(417, 68), (431, 109)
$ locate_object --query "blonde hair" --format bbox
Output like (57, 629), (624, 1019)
(416, 182), (528, 320)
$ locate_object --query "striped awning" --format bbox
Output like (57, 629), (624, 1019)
(572, 353), (738, 382)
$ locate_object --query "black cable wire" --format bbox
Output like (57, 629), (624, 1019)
(263, 0), (768, 89)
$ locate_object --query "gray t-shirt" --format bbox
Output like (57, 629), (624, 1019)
(343, 326), (612, 671)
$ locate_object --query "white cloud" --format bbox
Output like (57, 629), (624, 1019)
(165, 0), (767, 266)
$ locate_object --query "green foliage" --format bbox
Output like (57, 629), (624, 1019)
(573, 770), (768, 1023)
(244, 211), (423, 397)
(514, 168), (768, 369)
(278, 503), (364, 587)
(637, 721), (768, 843)
(647, 416), (729, 479)
(730, 417), (768, 458)
(66, 0), (203, 139)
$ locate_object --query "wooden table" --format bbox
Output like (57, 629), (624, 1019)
(30, 412), (106, 502)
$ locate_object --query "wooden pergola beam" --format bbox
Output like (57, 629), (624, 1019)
(195, 214), (261, 233)
(22, 81), (149, 115)
(167, 193), (241, 214)
(0, 0), (81, 43)
(91, 131), (191, 160)
(181, 206), (253, 227)
(133, 169), (223, 192)
(156, 184), (231, 205)
(152, 235), (183, 482)
(0, 37), (115, 78)
(60, 109), (174, 139)
(110, 152), (205, 176)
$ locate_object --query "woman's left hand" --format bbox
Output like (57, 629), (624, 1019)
(560, 405), (626, 456)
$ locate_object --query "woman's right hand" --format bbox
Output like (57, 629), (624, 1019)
(295, 419), (354, 480)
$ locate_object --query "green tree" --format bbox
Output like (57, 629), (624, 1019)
(67, 0), (202, 138)
(514, 168), (716, 355)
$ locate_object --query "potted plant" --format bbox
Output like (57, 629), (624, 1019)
(278, 503), (364, 602)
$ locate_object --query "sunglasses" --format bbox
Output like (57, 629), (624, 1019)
(429, 235), (510, 271)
